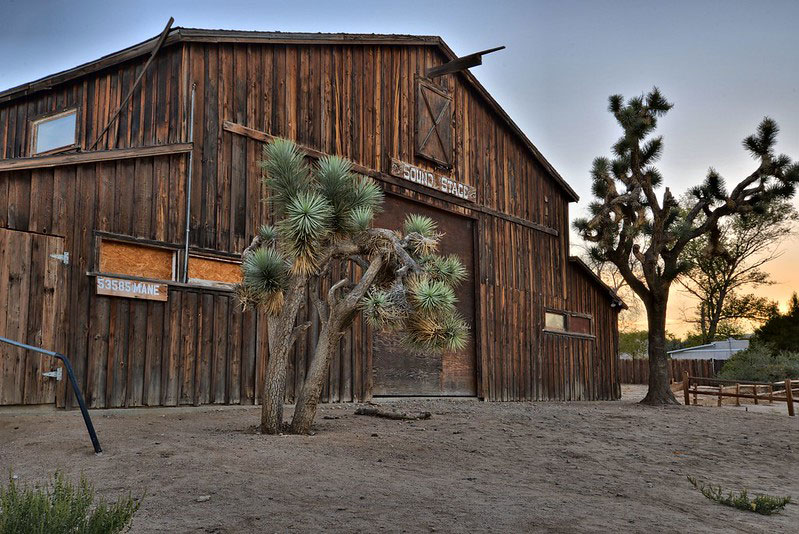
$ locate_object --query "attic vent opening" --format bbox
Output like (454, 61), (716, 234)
(31, 109), (78, 155)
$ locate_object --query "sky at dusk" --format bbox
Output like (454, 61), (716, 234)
(1, 0), (797, 335)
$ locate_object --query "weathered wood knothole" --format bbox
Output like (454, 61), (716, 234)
(0, 28), (624, 408)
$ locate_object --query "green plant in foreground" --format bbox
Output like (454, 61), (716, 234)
(687, 476), (791, 515)
(0, 471), (140, 534)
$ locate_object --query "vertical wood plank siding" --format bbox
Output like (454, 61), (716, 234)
(0, 39), (620, 407)
(0, 52), (186, 159)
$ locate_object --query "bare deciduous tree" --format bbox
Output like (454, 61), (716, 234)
(679, 200), (795, 343)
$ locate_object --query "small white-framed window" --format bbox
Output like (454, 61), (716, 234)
(31, 109), (78, 155)
(545, 311), (566, 331)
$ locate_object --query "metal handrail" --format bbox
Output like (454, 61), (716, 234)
(0, 335), (102, 454)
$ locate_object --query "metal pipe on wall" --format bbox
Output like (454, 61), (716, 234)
(182, 84), (196, 282)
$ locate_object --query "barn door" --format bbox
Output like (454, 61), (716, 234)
(0, 228), (67, 405)
(372, 195), (477, 396)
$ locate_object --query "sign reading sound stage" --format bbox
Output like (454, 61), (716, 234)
(96, 276), (168, 302)
(390, 158), (477, 202)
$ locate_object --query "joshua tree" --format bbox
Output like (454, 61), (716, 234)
(574, 88), (799, 405)
(238, 139), (469, 433)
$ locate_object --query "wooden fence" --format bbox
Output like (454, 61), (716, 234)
(618, 359), (717, 385)
(682, 374), (798, 416)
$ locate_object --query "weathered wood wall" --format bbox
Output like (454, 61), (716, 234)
(182, 41), (589, 402)
(181, 42), (572, 250)
(0, 36), (620, 407)
(0, 47), (188, 158)
(564, 262), (621, 400)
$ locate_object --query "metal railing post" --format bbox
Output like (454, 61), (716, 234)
(0, 335), (102, 454)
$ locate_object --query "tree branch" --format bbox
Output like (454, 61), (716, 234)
(348, 254), (370, 270)
(310, 276), (329, 324)
(290, 321), (312, 345)
(242, 233), (263, 259)
(327, 278), (350, 306)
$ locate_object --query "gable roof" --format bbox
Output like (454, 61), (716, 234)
(568, 257), (627, 309)
(0, 27), (579, 203)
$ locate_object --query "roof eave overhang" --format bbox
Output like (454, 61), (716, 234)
(568, 256), (627, 310)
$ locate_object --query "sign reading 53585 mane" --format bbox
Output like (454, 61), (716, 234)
(390, 158), (477, 202)
(96, 276), (168, 302)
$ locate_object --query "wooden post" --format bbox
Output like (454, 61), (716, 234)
(735, 383), (741, 406)
(786, 379), (795, 417)
(753, 385), (758, 405)
(682, 371), (690, 406)
(682, 371), (691, 406)
(769, 385), (773, 405)
(717, 385), (723, 407)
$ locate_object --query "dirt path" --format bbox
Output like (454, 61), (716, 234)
(1, 393), (797, 533)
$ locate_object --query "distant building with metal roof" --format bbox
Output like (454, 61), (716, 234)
(667, 338), (750, 361)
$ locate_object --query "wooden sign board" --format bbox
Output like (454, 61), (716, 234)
(96, 276), (168, 301)
(389, 158), (477, 202)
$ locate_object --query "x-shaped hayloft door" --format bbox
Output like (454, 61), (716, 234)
(417, 84), (451, 166)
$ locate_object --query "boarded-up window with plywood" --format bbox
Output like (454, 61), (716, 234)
(570, 315), (592, 335)
(416, 80), (452, 167)
(99, 240), (176, 281)
(188, 255), (242, 287)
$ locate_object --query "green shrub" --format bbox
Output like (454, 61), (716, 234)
(755, 293), (799, 352)
(0, 471), (140, 534)
(719, 342), (799, 383)
(688, 476), (791, 515)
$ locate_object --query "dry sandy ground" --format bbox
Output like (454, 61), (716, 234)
(1, 389), (797, 533)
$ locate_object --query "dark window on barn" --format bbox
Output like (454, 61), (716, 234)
(415, 79), (452, 167)
(31, 109), (78, 155)
(98, 239), (177, 281)
(570, 315), (592, 335)
(187, 254), (242, 288)
(544, 310), (593, 335)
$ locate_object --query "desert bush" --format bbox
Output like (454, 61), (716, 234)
(719, 342), (799, 383)
(0, 471), (140, 534)
(687, 476), (791, 515)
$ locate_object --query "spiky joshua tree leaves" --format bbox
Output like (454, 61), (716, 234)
(238, 139), (469, 433)
(574, 88), (799, 405)
(361, 217), (469, 354)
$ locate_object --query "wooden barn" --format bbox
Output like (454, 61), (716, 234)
(0, 26), (624, 409)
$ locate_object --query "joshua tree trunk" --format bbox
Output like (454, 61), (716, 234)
(290, 255), (384, 434)
(260, 275), (309, 434)
(261, 322), (292, 434)
(641, 299), (679, 405)
(290, 315), (345, 434)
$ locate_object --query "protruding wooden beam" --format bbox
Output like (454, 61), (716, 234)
(425, 46), (505, 78)
(89, 17), (175, 150)
(222, 120), (559, 237)
(0, 143), (192, 172)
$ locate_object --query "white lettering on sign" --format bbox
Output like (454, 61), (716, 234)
(389, 158), (477, 202)
(96, 276), (168, 302)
